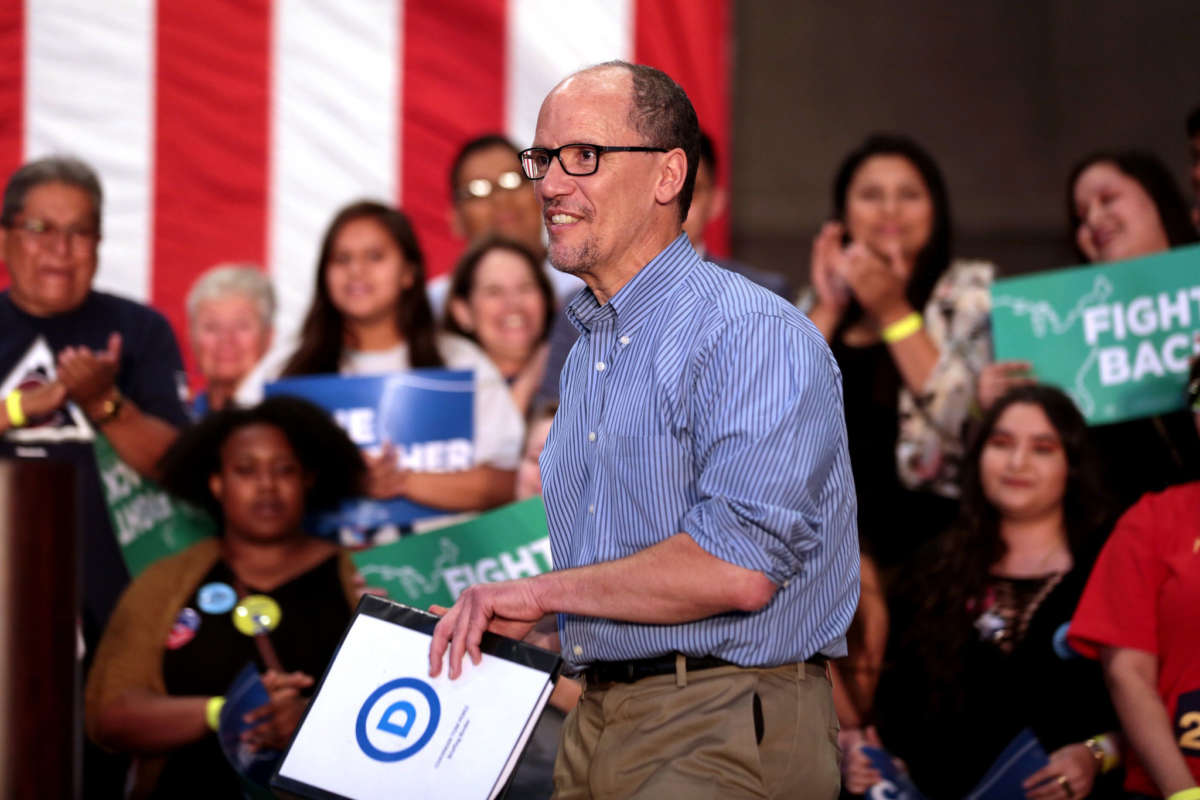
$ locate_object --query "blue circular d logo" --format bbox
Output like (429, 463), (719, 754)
(355, 678), (441, 762)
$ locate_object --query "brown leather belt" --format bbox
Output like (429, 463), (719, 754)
(582, 652), (828, 685)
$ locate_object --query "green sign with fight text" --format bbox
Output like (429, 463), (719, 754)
(351, 496), (552, 610)
(990, 243), (1200, 425)
(93, 433), (215, 577)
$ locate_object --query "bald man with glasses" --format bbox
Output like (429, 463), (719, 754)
(430, 62), (857, 799)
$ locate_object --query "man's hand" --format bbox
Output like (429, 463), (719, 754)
(57, 332), (121, 415)
(429, 579), (548, 680)
(241, 670), (314, 752)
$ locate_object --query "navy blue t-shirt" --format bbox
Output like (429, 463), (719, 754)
(0, 290), (189, 644)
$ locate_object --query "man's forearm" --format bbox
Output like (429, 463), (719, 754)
(531, 532), (777, 625)
(96, 401), (179, 479)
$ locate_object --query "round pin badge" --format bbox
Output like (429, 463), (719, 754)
(233, 594), (282, 636)
(197, 582), (237, 615)
(166, 607), (201, 650)
(1052, 621), (1078, 660)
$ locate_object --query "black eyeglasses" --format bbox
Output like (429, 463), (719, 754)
(519, 143), (668, 180)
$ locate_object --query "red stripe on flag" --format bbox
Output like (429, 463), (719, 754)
(400, 0), (507, 282)
(0, 0), (24, 291)
(635, 0), (731, 258)
(152, 0), (271, 384)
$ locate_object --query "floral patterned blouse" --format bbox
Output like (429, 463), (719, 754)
(898, 259), (993, 497)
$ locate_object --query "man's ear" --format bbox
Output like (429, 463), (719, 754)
(654, 148), (689, 207)
(448, 297), (474, 332)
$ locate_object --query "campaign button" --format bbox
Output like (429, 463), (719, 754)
(233, 594), (282, 636)
(166, 607), (201, 650)
(197, 582), (237, 614)
(1052, 622), (1078, 660)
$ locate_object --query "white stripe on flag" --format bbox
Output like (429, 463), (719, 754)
(269, 0), (399, 342)
(506, 0), (634, 147)
(25, 0), (156, 303)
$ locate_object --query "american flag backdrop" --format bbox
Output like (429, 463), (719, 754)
(0, 0), (731, 379)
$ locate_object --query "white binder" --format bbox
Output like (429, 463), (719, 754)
(272, 594), (562, 799)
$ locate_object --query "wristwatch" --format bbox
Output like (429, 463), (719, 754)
(90, 390), (124, 426)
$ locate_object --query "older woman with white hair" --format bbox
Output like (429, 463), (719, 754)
(185, 264), (275, 414)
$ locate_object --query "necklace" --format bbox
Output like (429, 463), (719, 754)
(975, 571), (1065, 653)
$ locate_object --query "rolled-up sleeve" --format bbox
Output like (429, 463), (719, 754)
(680, 314), (855, 585)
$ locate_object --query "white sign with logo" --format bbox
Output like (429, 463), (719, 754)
(274, 599), (559, 800)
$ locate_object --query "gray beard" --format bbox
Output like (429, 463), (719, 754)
(548, 237), (600, 276)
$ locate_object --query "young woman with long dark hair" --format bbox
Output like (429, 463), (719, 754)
(238, 201), (524, 517)
(803, 134), (994, 567)
(849, 385), (1122, 799)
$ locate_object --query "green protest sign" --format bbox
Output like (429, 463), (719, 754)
(990, 244), (1200, 425)
(93, 434), (215, 577)
(351, 496), (552, 610)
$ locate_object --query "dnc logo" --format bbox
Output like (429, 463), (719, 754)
(355, 678), (441, 762)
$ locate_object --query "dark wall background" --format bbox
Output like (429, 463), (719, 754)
(730, 1), (1200, 291)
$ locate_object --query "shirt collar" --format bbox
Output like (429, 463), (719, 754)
(565, 233), (698, 337)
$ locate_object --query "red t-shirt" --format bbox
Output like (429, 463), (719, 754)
(1069, 482), (1200, 796)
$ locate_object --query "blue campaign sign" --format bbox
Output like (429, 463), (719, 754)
(218, 663), (282, 797)
(861, 746), (929, 800)
(265, 370), (475, 538)
(965, 728), (1050, 800)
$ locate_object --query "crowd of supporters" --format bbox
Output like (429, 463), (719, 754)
(1, 100), (1200, 798)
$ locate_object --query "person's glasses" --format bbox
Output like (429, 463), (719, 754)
(457, 170), (525, 202)
(519, 143), (668, 180)
(9, 217), (99, 251)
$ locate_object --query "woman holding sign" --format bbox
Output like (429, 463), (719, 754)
(847, 385), (1122, 799)
(85, 396), (368, 798)
(238, 201), (524, 517)
(983, 151), (1200, 513)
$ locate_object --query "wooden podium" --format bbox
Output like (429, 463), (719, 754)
(0, 459), (79, 798)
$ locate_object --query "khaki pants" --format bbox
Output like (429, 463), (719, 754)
(552, 660), (840, 799)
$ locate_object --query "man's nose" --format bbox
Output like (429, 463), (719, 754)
(538, 157), (573, 200)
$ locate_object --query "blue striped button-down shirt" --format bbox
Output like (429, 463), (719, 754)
(540, 234), (859, 669)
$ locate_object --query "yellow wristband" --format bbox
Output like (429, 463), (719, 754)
(5, 390), (26, 428)
(1167, 789), (1200, 800)
(1084, 733), (1120, 774)
(881, 312), (923, 344)
(205, 695), (225, 732)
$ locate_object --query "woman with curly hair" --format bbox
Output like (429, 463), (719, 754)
(85, 396), (366, 798)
